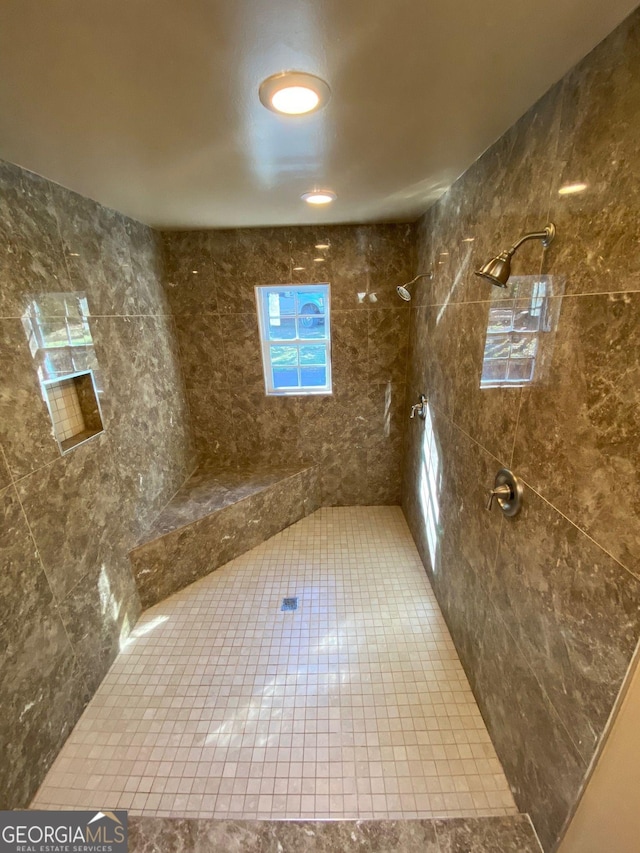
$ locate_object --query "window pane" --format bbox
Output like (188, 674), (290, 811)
(481, 359), (508, 384)
(297, 315), (327, 339)
(270, 345), (298, 366)
(297, 291), (325, 314)
(43, 350), (74, 376)
(486, 307), (514, 333)
(513, 307), (541, 332)
(511, 334), (538, 358)
(300, 366), (327, 387)
(71, 348), (94, 373)
(267, 316), (296, 340)
(300, 345), (326, 365)
(507, 358), (535, 382)
(273, 367), (299, 388)
(267, 291), (295, 317)
(39, 320), (70, 348)
(67, 319), (92, 346)
(483, 333), (510, 360)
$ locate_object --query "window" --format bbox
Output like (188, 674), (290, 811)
(256, 284), (332, 395)
(418, 403), (442, 571)
(481, 279), (549, 388)
(21, 292), (105, 454)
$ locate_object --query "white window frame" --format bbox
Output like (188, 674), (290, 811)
(255, 284), (332, 396)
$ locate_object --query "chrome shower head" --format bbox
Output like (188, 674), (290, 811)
(475, 223), (556, 288)
(396, 272), (432, 301)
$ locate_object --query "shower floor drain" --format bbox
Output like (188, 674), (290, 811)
(281, 597), (298, 611)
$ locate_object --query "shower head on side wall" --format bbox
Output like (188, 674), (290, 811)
(475, 223), (556, 288)
(396, 272), (433, 301)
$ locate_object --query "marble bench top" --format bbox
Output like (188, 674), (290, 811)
(133, 463), (316, 548)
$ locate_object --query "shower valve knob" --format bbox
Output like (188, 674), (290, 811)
(485, 484), (512, 512)
(485, 468), (523, 517)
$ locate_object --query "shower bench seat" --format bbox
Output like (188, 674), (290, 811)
(129, 463), (320, 609)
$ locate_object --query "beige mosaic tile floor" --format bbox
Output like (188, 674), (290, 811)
(33, 507), (517, 820)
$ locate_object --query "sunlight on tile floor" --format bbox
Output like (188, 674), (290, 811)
(32, 507), (517, 820)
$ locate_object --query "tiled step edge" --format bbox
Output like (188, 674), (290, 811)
(129, 815), (543, 853)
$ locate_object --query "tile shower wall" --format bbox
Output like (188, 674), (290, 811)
(0, 160), (195, 808)
(402, 9), (640, 851)
(162, 224), (414, 505)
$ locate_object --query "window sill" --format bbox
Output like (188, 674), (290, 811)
(265, 389), (333, 397)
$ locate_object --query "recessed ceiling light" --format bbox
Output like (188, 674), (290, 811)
(259, 71), (331, 116)
(315, 242), (330, 250)
(462, 237), (475, 243)
(313, 257), (325, 263)
(558, 182), (588, 195)
(301, 190), (336, 205)
(293, 266), (305, 271)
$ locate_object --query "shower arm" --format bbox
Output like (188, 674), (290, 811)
(505, 224), (556, 257)
(405, 273), (433, 286)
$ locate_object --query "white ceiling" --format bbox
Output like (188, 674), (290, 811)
(0, 0), (636, 228)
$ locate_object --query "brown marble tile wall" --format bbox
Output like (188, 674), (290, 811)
(402, 9), (640, 851)
(162, 223), (414, 506)
(0, 161), (195, 808)
(128, 815), (542, 853)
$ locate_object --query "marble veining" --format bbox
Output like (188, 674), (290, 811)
(0, 317), (61, 480)
(162, 224), (413, 505)
(128, 816), (541, 853)
(0, 158), (194, 809)
(402, 8), (640, 851)
(512, 292), (640, 571)
(135, 464), (315, 545)
(2, 10), (639, 847)
(130, 464), (320, 608)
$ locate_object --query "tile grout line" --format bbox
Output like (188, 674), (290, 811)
(410, 402), (627, 764)
(518, 476), (640, 583)
(32, 507), (517, 822)
(426, 398), (638, 582)
(419, 288), (640, 310)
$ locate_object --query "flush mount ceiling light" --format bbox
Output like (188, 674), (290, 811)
(259, 71), (331, 116)
(301, 190), (336, 205)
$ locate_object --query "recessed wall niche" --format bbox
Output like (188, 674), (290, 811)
(42, 371), (104, 453)
(21, 291), (105, 454)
